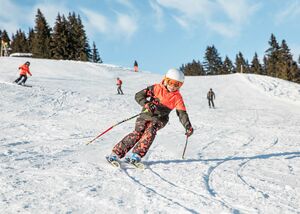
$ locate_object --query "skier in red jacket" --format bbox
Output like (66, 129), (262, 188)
(108, 68), (193, 164)
(14, 61), (32, 85)
(116, 77), (124, 95)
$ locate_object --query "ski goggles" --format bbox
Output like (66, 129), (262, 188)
(164, 78), (183, 89)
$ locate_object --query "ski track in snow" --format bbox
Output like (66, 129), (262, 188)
(1, 58), (300, 213)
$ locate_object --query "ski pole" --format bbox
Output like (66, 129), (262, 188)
(86, 111), (145, 145)
(182, 136), (189, 159)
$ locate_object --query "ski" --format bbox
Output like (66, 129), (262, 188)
(105, 156), (145, 169)
(18, 84), (32, 87)
(125, 157), (145, 170)
(127, 162), (145, 170)
(1, 82), (31, 87)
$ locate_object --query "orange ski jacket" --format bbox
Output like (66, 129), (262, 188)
(19, 64), (32, 76)
(135, 83), (192, 129)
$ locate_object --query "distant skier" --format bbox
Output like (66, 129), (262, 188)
(207, 88), (215, 108)
(116, 77), (124, 95)
(107, 68), (193, 164)
(134, 60), (138, 72)
(14, 61), (32, 85)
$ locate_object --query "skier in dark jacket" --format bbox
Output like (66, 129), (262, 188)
(207, 88), (215, 108)
(107, 68), (193, 164)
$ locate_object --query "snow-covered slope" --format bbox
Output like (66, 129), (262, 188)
(0, 57), (300, 214)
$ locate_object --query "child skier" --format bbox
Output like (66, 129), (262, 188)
(14, 61), (32, 85)
(116, 77), (124, 95)
(108, 68), (193, 164)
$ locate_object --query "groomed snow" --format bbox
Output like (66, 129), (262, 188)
(0, 57), (300, 214)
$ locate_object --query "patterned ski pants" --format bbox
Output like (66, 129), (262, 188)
(112, 117), (165, 158)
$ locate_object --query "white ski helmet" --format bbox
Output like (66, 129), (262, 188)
(165, 68), (185, 83)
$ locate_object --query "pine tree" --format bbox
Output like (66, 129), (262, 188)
(235, 52), (249, 73)
(277, 40), (289, 80)
(203, 45), (223, 75)
(222, 56), (234, 74)
(0, 30), (10, 56)
(77, 15), (91, 61)
(0, 30), (2, 55)
(1, 30), (10, 43)
(91, 41), (102, 63)
(294, 66), (300, 84)
(290, 62), (299, 83)
(10, 29), (29, 53)
(32, 9), (52, 58)
(180, 60), (204, 76)
(296, 56), (300, 83)
(262, 56), (268, 75)
(265, 33), (280, 77)
(27, 28), (34, 54)
(278, 40), (298, 81)
(67, 12), (78, 60)
(67, 13), (90, 61)
(51, 13), (69, 59)
(250, 53), (263, 75)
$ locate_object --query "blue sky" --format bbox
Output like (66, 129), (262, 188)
(1, 0), (300, 74)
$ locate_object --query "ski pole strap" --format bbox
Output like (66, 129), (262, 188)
(182, 136), (189, 159)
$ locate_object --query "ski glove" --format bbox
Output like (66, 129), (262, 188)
(144, 102), (157, 113)
(185, 126), (194, 137)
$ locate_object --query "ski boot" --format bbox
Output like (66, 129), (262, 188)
(125, 153), (144, 169)
(106, 153), (120, 167)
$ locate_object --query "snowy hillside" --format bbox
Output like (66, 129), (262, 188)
(0, 57), (300, 214)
